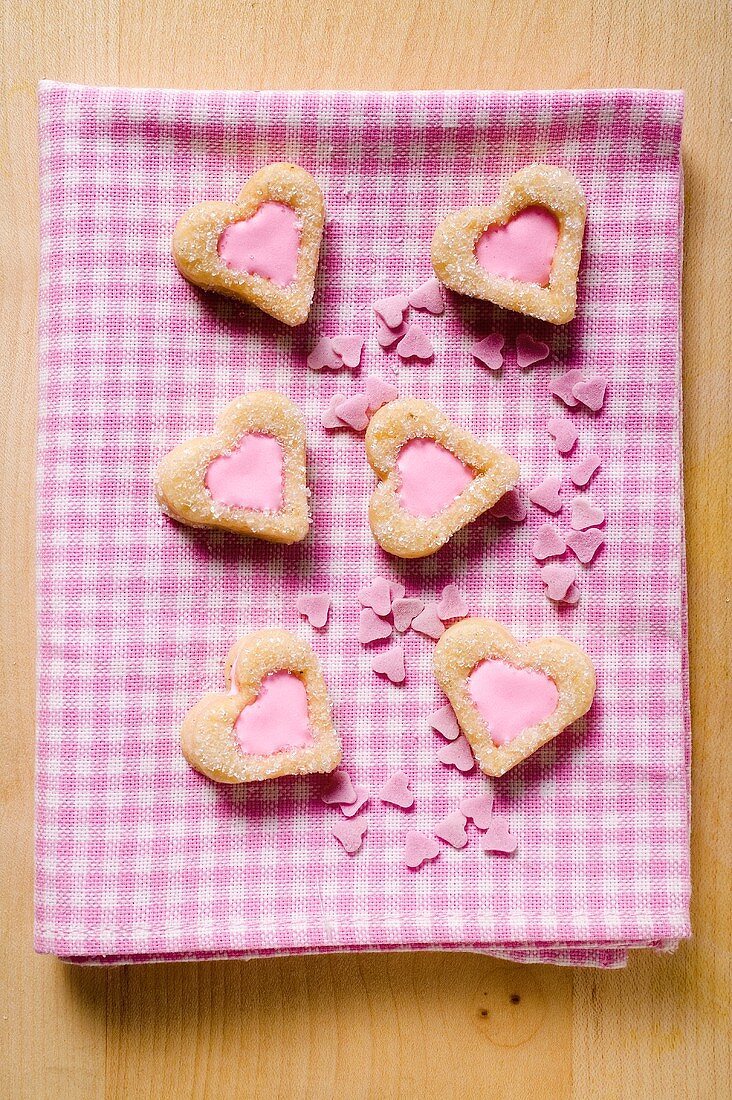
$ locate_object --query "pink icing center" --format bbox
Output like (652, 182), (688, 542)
(217, 201), (301, 287)
(234, 671), (314, 755)
(205, 434), (284, 512)
(396, 438), (474, 518)
(475, 206), (560, 287)
(468, 659), (558, 746)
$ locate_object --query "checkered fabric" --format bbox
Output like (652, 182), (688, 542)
(36, 83), (689, 967)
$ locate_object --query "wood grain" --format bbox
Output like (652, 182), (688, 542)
(1, 1), (729, 1097)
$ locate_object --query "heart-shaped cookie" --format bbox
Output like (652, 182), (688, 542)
(172, 162), (326, 326)
(365, 399), (520, 558)
(181, 629), (341, 783)
(433, 618), (595, 777)
(431, 164), (586, 325)
(155, 390), (310, 544)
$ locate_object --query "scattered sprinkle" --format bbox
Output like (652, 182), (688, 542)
(408, 277), (444, 315)
(404, 830), (441, 869)
(565, 528), (605, 564)
(332, 817), (367, 854)
(489, 488), (528, 522)
(516, 333), (550, 368)
(373, 294), (409, 329)
(471, 333), (505, 371)
(340, 786), (370, 818)
(321, 769), (357, 806)
(481, 817), (517, 854)
(389, 581), (406, 603)
(529, 476), (563, 514)
(436, 584), (468, 621)
(412, 602), (445, 640)
(396, 324), (434, 361)
(434, 810), (469, 849)
(459, 793), (495, 830)
(531, 524), (567, 561)
(549, 368), (585, 407)
(377, 319), (409, 347)
(392, 596), (425, 633)
(570, 497), (605, 530)
(334, 393), (370, 431)
(321, 392), (347, 429)
(547, 417), (579, 454)
(364, 375), (399, 411)
(437, 733), (475, 773)
(331, 335), (364, 369)
(358, 608), (393, 645)
(307, 336), (341, 371)
(573, 376), (608, 412)
(358, 577), (392, 617)
(540, 563), (578, 602)
(295, 593), (331, 628)
(428, 703), (460, 741)
(371, 644), (406, 684)
(379, 771), (415, 809)
(570, 454), (601, 487)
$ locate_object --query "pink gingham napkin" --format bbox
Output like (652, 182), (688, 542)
(36, 83), (689, 967)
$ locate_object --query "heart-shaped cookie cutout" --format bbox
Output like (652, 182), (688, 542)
(172, 162), (325, 327)
(181, 629), (341, 783)
(431, 164), (586, 325)
(365, 399), (520, 558)
(155, 390), (309, 544)
(433, 618), (595, 776)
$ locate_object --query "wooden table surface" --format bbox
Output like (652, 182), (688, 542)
(2, 2), (730, 1097)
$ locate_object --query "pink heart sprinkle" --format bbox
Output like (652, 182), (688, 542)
(364, 375), (399, 411)
(547, 417), (579, 455)
(332, 816), (367, 855)
(572, 376), (608, 412)
(334, 393), (370, 431)
(371, 644), (406, 684)
(373, 294), (409, 329)
(295, 593), (331, 628)
(565, 528), (605, 564)
(379, 771), (415, 809)
(321, 392), (347, 430)
(540, 563), (577, 601)
(571, 497), (605, 530)
(481, 816), (517, 854)
(307, 336), (342, 372)
(459, 792), (495, 830)
(471, 333), (505, 371)
(434, 810), (469, 849)
(389, 581), (406, 603)
(396, 324), (434, 361)
(562, 583), (581, 605)
(436, 584), (468, 621)
(358, 608), (393, 645)
(408, 277), (444, 315)
(428, 703), (461, 741)
(412, 602), (445, 640)
(489, 488), (528, 523)
(331, 335), (364, 369)
(570, 454), (601, 487)
(340, 785), (370, 818)
(531, 523), (567, 561)
(404, 830), (441, 869)
(516, 333), (550, 369)
(392, 596), (425, 633)
(529, 476), (563, 514)
(321, 769), (357, 806)
(376, 319), (409, 347)
(358, 577), (393, 617)
(437, 733), (475, 773)
(549, 369), (585, 407)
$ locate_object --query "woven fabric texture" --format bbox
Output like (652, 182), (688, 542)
(36, 83), (688, 967)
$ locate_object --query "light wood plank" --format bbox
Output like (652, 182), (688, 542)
(1, 1), (729, 1098)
